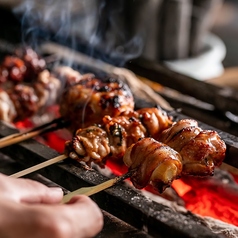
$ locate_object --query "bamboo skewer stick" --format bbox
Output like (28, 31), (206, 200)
(0, 132), (22, 142)
(0, 117), (67, 149)
(10, 154), (67, 178)
(62, 171), (133, 203)
(0, 128), (49, 149)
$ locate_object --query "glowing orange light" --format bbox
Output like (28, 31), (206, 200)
(15, 120), (238, 227)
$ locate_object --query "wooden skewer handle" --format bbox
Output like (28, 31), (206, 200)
(0, 130), (44, 149)
(0, 132), (22, 142)
(0, 117), (66, 148)
(10, 154), (67, 178)
(62, 178), (116, 203)
(62, 171), (132, 204)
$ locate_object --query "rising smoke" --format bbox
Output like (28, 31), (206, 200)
(13, 0), (146, 66)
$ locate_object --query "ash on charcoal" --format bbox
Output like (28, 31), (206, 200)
(141, 170), (238, 238)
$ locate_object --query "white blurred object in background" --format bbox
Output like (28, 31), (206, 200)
(165, 33), (226, 81)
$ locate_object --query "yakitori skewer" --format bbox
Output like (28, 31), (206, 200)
(10, 117), (226, 196)
(9, 106), (173, 179)
(62, 171), (133, 203)
(0, 64), (136, 148)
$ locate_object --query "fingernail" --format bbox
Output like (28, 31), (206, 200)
(50, 187), (63, 194)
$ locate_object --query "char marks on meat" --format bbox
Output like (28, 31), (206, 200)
(158, 119), (226, 176)
(123, 137), (183, 193)
(59, 73), (135, 132)
(64, 107), (173, 165)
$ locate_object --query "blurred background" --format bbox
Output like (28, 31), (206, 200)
(0, 0), (238, 84)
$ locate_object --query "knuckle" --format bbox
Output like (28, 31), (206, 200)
(34, 211), (73, 238)
(47, 217), (72, 238)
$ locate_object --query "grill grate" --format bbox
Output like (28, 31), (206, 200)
(0, 120), (225, 238)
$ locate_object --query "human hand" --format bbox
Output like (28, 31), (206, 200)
(0, 173), (103, 238)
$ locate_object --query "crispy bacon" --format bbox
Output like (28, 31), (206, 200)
(7, 84), (39, 121)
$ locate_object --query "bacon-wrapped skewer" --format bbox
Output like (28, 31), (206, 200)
(157, 119), (226, 176)
(124, 119), (226, 192)
(123, 138), (183, 193)
(64, 116), (226, 193)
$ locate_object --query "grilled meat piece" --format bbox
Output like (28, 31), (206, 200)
(60, 75), (135, 132)
(0, 56), (26, 84)
(0, 47), (46, 84)
(123, 137), (183, 193)
(53, 66), (95, 87)
(64, 107), (173, 165)
(34, 69), (61, 108)
(64, 126), (110, 167)
(0, 89), (17, 122)
(158, 119), (226, 176)
(7, 84), (39, 122)
(19, 48), (46, 80)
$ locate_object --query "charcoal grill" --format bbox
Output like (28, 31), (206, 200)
(0, 120), (228, 238)
(0, 3), (238, 238)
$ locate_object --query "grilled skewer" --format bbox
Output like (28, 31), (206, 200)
(64, 117), (225, 192)
(0, 65), (135, 147)
(10, 111), (225, 195)
(10, 106), (173, 178)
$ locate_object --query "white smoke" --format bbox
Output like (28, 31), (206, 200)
(13, 0), (144, 66)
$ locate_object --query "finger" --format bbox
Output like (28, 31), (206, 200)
(12, 178), (63, 204)
(63, 195), (104, 237)
(0, 196), (103, 238)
